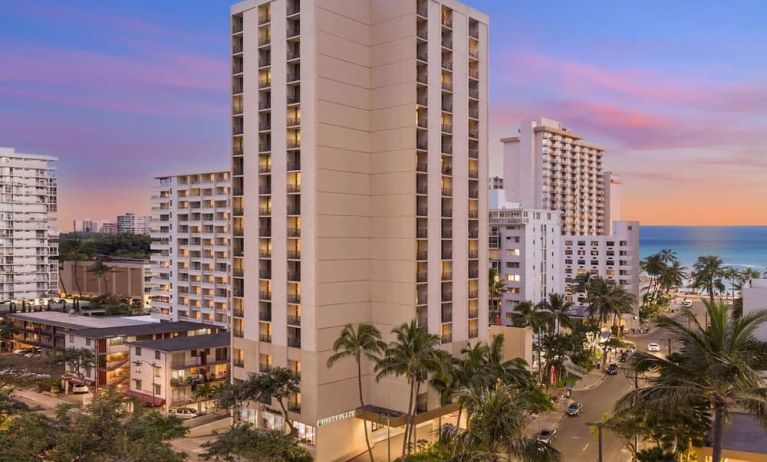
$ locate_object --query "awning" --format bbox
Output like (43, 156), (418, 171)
(124, 390), (165, 407)
(355, 402), (460, 428)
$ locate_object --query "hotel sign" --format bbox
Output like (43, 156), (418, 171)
(317, 410), (356, 427)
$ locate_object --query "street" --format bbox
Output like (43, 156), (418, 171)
(551, 299), (706, 461)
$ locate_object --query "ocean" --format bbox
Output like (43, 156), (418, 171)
(640, 226), (767, 272)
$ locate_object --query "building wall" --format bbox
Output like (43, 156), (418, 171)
(743, 279), (767, 341)
(561, 221), (640, 307)
(501, 118), (607, 236)
(61, 259), (151, 304)
(150, 172), (231, 327)
(489, 208), (562, 325)
(230, 1), (488, 460)
(488, 325), (534, 368)
(0, 147), (58, 300)
(603, 171), (621, 235)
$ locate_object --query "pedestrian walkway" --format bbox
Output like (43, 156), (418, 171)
(522, 395), (571, 437)
(572, 369), (606, 392)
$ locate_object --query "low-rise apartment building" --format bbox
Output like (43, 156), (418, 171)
(64, 321), (217, 391)
(489, 208), (562, 325)
(127, 332), (229, 410)
(562, 221), (640, 306)
(8, 311), (150, 352)
(60, 258), (153, 308)
(150, 171), (230, 328)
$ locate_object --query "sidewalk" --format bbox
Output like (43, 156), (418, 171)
(12, 388), (72, 416)
(572, 369), (606, 392)
(523, 395), (570, 437)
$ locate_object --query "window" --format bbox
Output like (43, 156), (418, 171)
(155, 351), (161, 360)
(85, 338), (91, 347)
(69, 335), (74, 343)
(505, 262), (519, 269)
(506, 274), (520, 282)
(135, 347), (142, 356)
(136, 363), (142, 373)
(508, 287), (520, 294)
(135, 379), (142, 391)
(154, 366), (161, 378)
(153, 384), (161, 395)
(506, 248), (520, 256)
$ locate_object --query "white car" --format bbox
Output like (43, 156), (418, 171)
(647, 343), (661, 352)
(170, 407), (203, 419)
(682, 299), (693, 308)
(72, 384), (89, 394)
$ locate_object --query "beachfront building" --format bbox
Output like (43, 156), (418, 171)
(127, 332), (230, 411)
(489, 208), (562, 325)
(230, 0), (488, 459)
(0, 147), (59, 301)
(60, 258), (153, 308)
(150, 171), (231, 328)
(500, 118), (610, 236)
(743, 278), (767, 341)
(562, 221), (641, 307)
(64, 320), (217, 392)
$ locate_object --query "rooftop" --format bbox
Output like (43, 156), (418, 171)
(8, 311), (152, 331)
(72, 321), (215, 339)
(130, 332), (230, 352)
(705, 412), (767, 454)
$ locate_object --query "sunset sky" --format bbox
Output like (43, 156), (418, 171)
(2, 0), (766, 229)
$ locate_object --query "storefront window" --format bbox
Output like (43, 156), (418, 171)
(293, 421), (316, 446)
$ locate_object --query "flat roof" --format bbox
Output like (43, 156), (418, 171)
(8, 311), (151, 330)
(72, 321), (214, 339)
(130, 332), (230, 352)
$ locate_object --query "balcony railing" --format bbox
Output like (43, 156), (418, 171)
(288, 337), (301, 348)
(260, 333), (272, 342)
(287, 315), (301, 326)
(288, 293), (301, 303)
(260, 291), (272, 300)
(417, 272), (428, 283)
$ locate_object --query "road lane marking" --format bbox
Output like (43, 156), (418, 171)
(582, 443), (590, 451)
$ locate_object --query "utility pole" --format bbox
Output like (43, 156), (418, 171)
(587, 422), (613, 462)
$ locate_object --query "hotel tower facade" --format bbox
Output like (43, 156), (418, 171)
(229, 0), (488, 459)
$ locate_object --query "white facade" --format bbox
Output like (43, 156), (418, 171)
(603, 171), (622, 235)
(501, 118), (608, 236)
(562, 221), (640, 306)
(73, 219), (98, 233)
(0, 147), (59, 300)
(743, 279), (767, 341)
(150, 172), (231, 327)
(117, 213), (150, 235)
(230, 0), (489, 459)
(489, 208), (562, 325)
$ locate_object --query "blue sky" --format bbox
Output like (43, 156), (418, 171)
(2, 0), (766, 227)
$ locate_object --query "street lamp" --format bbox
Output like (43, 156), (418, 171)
(134, 360), (160, 407)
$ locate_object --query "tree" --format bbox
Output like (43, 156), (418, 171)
(442, 385), (560, 461)
(88, 259), (115, 294)
(690, 256), (726, 304)
(616, 302), (767, 462)
(214, 380), (253, 427)
(511, 301), (547, 382)
(56, 347), (96, 388)
(202, 424), (312, 462)
(375, 321), (447, 457)
(194, 383), (215, 413)
(327, 323), (386, 462)
(0, 390), (29, 426)
(488, 269), (508, 325)
(537, 293), (573, 336)
(0, 389), (187, 462)
(635, 447), (677, 462)
(251, 368), (301, 435)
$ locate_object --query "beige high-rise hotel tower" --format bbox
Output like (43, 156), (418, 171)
(230, 0), (488, 459)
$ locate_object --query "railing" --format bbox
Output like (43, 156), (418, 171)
(417, 251), (428, 260)
(287, 315), (301, 326)
(417, 272), (428, 283)
(287, 293), (301, 303)
(259, 334), (272, 342)
(260, 291), (272, 300)
(287, 250), (301, 259)
(259, 227), (271, 237)
(469, 309), (479, 319)
(288, 337), (301, 348)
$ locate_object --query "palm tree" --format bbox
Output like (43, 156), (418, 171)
(537, 293), (573, 335)
(327, 324), (386, 462)
(443, 385), (561, 461)
(616, 302), (767, 462)
(375, 321), (446, 457)
(585, 277), (613, 329)
(88, 259), (114, 294)
(607, 282), (637, 336)
(658, 260), (688, 297)
(488, 268), (508, 325)
(690, 256), (726, 304)
(194, 383), (215, 413)
(511, 301), (547, 383)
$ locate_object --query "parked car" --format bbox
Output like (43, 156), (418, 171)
(566, 402), (583, 416)
(71, 384), (89, 394)
(536, 428), (557, 444)
(618, 351), (630, 362)
(647, 343), (661, 352)
(170, 407), (203, 419)
(682, 299), (693, 308)
(606, 363), (620, 375)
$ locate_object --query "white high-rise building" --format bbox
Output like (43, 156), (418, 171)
(562, 221), (640, 305)
(73, 219), (97, 233)
(150, 171), (231, 327)
(501, 117), (608, 236)
(603, 171), (622, 235)
(0, 147), (59, 300)
(230, 0), (488, 459)
(489, 208), (562, 324)
(117, 212), (151, 235)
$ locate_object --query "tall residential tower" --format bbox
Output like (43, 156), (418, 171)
(0, 148), (59, 301)
(501, 117), (609, 236)
(230, 0), (488, 459)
